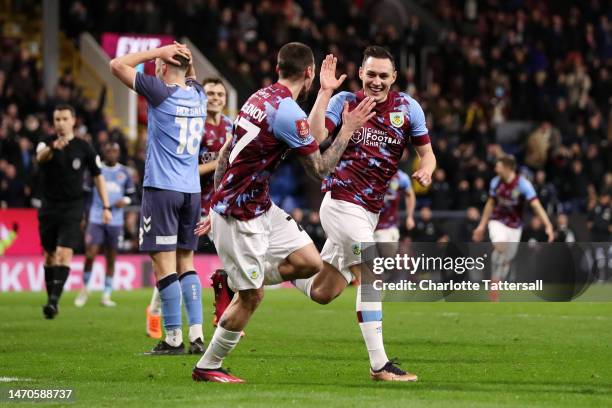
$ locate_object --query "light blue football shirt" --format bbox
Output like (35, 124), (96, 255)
(134, 73), (207, 193)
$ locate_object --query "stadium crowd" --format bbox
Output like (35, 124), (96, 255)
(0, 0), (610, 246)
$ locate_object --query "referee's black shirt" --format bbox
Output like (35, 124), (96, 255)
(39, 135), (102, 202)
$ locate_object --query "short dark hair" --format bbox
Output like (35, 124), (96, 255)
(497, 155), (517, 170)
(362, 46), (396, 70)
(171, 54), (189, 71)
(202, 77), (227, 91)
(277, 42), (314, 79)
(54, 104), (76, 117)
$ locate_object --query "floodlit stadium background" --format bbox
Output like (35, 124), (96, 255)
(0, 0), (610, 287)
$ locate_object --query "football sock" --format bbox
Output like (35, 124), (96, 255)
(157, 274), (182, 331)
(293, 276), (315, 298)
(179, 271), (203, 342)
(165, 328), (183, 347)
(196, 326), (241, 369)
(263, 260), (283, 285)
(356, 285), (388, 371)
(49, 265), (70, 306)
(189, 324), (203, 343)
(491, 250), (506, 279)
(83, 270), (92, 287)
(103, 275), (113, 296)
(44, 265), (55, 300)
(150, 287), (161, 315)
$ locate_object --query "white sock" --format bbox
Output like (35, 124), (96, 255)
(196, 326), (242, 369)
(263, 260), (283, 285)
(293, 276), (315, 298)
(356, 286), (388, 371)
(165, 328), (182, 347)
(150, 287), (161, 315)
(189, 324), (203, 343)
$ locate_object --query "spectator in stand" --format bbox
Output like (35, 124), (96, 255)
(554, 213), (576, 243)
(430, 168), (452, 210)
(413, 207), (447, 243)
(458, 206), (480, 242)
(588, 192), (611, 242)
(534, 170), (560, 215)
(521, 216), (548, 243)
(470, 177), (488, 208)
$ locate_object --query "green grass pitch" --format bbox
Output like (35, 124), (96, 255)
(1, 288), (611, 407)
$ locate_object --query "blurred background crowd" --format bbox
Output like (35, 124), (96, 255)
(0, 0), (610, 251)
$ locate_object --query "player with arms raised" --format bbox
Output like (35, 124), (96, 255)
(292, 46), (436, 381)
(472, 155), (554, 300)
(192, 42), (375, 383)
(110, 42), (207, 354)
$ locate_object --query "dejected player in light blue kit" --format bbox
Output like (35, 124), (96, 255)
(110, 42), (207, 355)
(76, 142), (135, 308)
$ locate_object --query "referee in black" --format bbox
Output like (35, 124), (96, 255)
(35, 104), (112, 319)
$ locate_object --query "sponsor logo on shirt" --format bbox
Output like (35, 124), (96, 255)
(351, 127), (401, 147)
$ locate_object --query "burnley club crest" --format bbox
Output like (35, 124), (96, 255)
(389, 112), (404, 128)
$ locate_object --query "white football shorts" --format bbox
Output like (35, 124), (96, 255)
(319, 192), (379, 284)
(210, 203), (313, 291)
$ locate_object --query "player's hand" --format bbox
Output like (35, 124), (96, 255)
(158, 43), (191, 66)
(319, 54), (347, 93)
(102, 208), (112, 225)
(545, 224), (554, 242)
(341, 98), (376, 134)
(406, 216), (415, 231)
(472, 226), (485, 242)
(52, 138), (68, 150)
(194, 216), (211, 237)
(412, 168), (432, 187)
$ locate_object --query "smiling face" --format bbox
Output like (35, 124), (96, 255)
(359, 57), (397, 103)
(204, 83), (227, 115)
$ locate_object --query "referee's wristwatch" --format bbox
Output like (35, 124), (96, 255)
(103, 206), (112, 210)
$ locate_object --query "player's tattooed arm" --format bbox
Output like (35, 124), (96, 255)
(299, 98), (376, 180)
(214, 139), (231, 190)
(308, 54), (347, 143)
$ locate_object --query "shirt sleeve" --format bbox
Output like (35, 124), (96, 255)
(124, 167), (136, 195)
(398, 170), (412, 191)
(272, 98), (319, 156)
(85, 143), (102, 178)
(406, 96), (430, 146)
(519, 177), (537, 201)
(324, 92), (352, 134)
(134, 72), (171, 107)
(489, 177), (500, 198)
